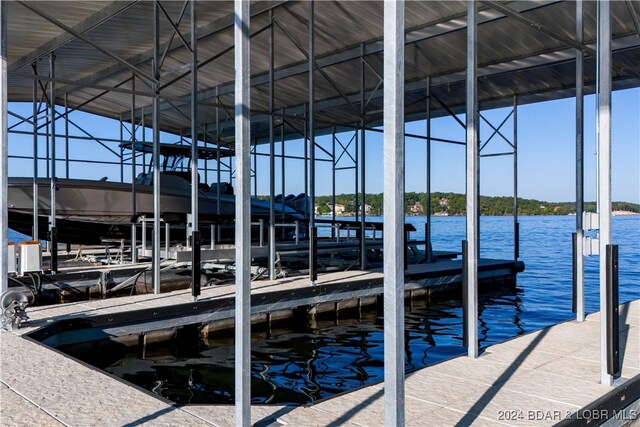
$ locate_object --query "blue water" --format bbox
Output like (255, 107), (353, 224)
(406, 214), (639, 325)
(55, 215), (639, 405)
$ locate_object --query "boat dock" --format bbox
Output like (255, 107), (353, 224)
(2, 285), (637, 426)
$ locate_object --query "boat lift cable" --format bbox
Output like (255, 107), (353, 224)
(8, 276), (37, 303)
(108, 261), (176, 294)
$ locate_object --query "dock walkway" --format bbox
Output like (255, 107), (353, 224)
(1, 284), (637, 426)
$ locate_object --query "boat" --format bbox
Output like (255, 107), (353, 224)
(8, 143), (306, 244)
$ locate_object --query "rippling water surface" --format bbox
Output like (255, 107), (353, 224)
(50, 215), (639, 405)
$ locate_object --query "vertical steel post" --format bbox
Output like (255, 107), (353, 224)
(141, 106), (146, 172)
(280, 107), (285, 223)
(426, 78), (433, 263)
(308, 1), (316, 285)
(575, 0), (585, 322)
(234, 0), (251, 423)
(152, 2), (161, 294)
(513, 96), (519, 261)
(597, 0), (613, 387)
(268, 10), (276, 280)
(359, 43), (367, 269)
(131, 73), (137, 263)
(32, 63), (39, 241)
(465, 0), (479, 358)
(605, 244), (619, 376)
(332, 125), (336, 238)
(119, 115), (124, 182)
(215, 87), (221, 242)
(383, 0), (405, 424)
(190, 0), (200, 301)
(64, 93), (69, 179)
(355, 130), (359, 224)
(0, 1), (7, 292)
(49, 53), (57, 273)
(303, 103), (308, 200)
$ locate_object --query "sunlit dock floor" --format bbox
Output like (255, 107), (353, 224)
(1, 280), (637, 426)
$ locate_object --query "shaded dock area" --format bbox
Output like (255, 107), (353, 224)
(1, 277), (637, 426)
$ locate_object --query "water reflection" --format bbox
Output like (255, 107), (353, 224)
(62, 285), (525, 405)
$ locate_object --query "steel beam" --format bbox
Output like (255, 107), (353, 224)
(49, 53), (57, 274)
(465, 0), (479, 359)
(176, 1), (561, 103)
(628, 0), (640, 38)
(513, 97), (519, 262)
(426, 78), (433, 263)
(481, 0), (594, 56)
(383, 0), (405, 424)
(0, 0), (7, 292)
(16, 1), (157, 87)
(32, 63), (38, 241)
(131, 73), (138, 264)
(152, 3), (161, 294)
(308, 1), (316, 285)
(268, 10), (276, 280)
(575, 0), (585, 322)
(597, 0), (613, 387)
(9, 1), (139, 72)
(65, 94), (69, 179)
(359, 43), (366, 270)
(234, 0), (252, 424)
(119, 115), (124, 182)
(190, 0), (200, 301)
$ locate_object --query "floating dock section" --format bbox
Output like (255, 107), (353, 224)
(1, 287), (637, 426)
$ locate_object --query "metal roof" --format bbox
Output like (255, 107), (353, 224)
(6, 0), (640, 146)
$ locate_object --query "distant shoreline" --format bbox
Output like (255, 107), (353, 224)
(318, 211), (640, 218)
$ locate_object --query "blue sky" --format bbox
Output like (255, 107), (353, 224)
(7, 87), (639, 204)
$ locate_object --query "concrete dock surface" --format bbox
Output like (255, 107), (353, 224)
(0, 281), (637, 426)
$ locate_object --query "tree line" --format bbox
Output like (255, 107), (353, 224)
(308, 192), (640, 216)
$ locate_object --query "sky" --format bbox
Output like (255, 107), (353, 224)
(6, 87), (640, 204)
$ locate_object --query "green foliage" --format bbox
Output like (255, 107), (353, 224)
(312, 192), (640, 216)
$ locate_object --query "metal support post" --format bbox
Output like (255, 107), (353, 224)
(141, 106), (146, 172)
(308, 1), (316, 285)
(0, 1), (7, 292)
(131, 73), (137, 264)
(597, 0), (613, 387)
(141, 215), (146, 255)
(215, 88), (221, 242)
(259, 219), (264, 247)
(64, 93), (69, 179)
(32, 62), (38, 241)
(359, 43), (366, 270)
(119, 115), (124, 182)
(269, 9), (276, 280)
(303, 104), (308, 203)
(152, 2), (161, 294)
(465, 0), (479, 358)
(310, 226), (317, 281)
(575, 0), (585, 322)
(383, 0), (405, 424)
(426, 78), (433, 263)
(192, 230), (201, 298)
(462, 239), (469, 347)
(49, 52), (57, 274)
(513, 96), (519, 261)
(164, 221), (169, 259)
(280, 107), (285, 223)
(190, 0), (200, 302)
(234, 0), (251, 423)
(606, 244), (619, 376)
(331, 126), (336, 238)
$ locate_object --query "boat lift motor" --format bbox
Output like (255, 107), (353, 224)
(1, 290), (29, 331)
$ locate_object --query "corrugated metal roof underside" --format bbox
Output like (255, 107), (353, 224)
(6, 0), (640, 146)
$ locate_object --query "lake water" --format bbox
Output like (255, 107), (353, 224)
(45, 215), (640, 405)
